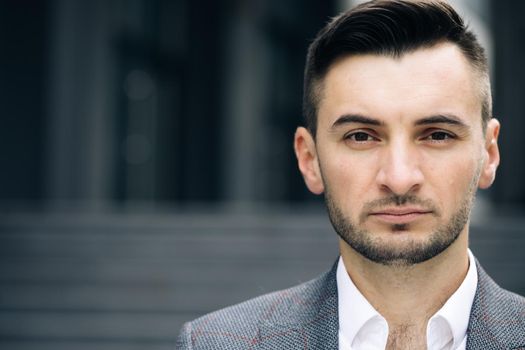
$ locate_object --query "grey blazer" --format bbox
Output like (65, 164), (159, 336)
(176, 260), (525, 349)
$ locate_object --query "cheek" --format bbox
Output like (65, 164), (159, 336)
(322, 152), (379, 200)
(424, 152), (479, 203)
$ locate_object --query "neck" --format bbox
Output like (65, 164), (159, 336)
(339, 231), (470, 328)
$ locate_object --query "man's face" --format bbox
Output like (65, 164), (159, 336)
(295, 43), (500, 266)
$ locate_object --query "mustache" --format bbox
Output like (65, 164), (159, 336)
(360, 194), (440, 222)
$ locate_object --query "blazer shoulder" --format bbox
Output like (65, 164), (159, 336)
(176, 267), (336, 349)
(468, 262), (525, 349)
(475, 265), (525, 322)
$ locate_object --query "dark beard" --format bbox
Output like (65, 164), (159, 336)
(324, 190), (475, 267)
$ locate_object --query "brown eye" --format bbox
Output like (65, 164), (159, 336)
(346, 131), (376, 142)
(429, 131), (453, 141)
(353, 132), (371, 141)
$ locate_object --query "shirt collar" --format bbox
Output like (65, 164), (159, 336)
(337, 250), (478, 349)
(427, 249), (478, 349)
(337, 255), (388, 348)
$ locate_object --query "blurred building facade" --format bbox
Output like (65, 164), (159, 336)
(1, 0), (335, 211)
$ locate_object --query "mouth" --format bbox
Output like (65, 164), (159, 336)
(368, 208), (433, 224)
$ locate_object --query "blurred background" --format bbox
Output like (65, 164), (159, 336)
(0, 0), (524, 349)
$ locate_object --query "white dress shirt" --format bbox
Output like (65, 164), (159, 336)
(337, 250), (478, 350)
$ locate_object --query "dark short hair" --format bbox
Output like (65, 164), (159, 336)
(303, 0), (491, 136)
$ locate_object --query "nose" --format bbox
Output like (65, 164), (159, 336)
(375, 140), (424, 196)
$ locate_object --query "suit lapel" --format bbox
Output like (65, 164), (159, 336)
(466, 310), (504, 349)
(255, 262), (339, 350)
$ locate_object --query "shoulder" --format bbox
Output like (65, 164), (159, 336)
(467, 261), (525, 348)
(176, 267), (337, 350)
(473, 262), (525, 321)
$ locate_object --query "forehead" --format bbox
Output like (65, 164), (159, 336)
(317, 43), (481, 128)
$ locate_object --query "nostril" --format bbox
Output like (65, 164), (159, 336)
(376, 167), (424, 196)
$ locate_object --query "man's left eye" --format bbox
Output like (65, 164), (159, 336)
(427, 131), (454, 141)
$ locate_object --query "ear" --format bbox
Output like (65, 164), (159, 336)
(294, 127), (324, 194)
(478, 118), (501, 189)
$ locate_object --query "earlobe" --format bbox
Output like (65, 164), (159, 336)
(294, 127), (324, 194)
(478, 118), (501, 189)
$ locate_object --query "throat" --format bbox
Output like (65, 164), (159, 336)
(386, 324), (426, 350)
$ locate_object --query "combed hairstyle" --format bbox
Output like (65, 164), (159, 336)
(303, 0), (491, 136)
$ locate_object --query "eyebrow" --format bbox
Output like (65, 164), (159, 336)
(414, 114), (469, 128)
(330, 114), (383, 130)
(330, 113), (470, 131)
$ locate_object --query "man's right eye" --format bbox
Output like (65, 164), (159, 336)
(345, 131), (376, 142)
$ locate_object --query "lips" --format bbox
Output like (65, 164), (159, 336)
(369, 207), (433, 224)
